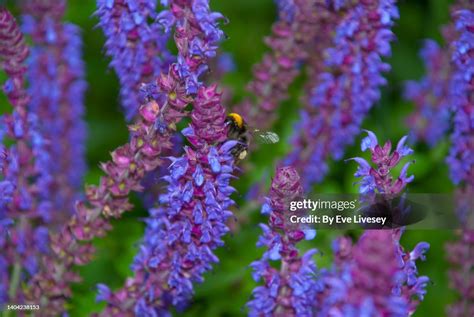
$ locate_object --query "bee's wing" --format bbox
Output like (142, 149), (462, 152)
(253, 129), (280, 144)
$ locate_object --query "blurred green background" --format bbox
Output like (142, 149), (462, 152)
(1, 0), (461, 316)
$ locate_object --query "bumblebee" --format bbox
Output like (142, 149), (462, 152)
(225, 113), (280, 160)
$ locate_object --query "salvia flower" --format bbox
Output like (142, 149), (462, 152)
(285, 0), (398, 190)
(326, 0), (347, 11)
(22, 0), (88, 217)
(322, 233), (430, 315)
(348, 130), (414, 197)
(388, 228), (430, 314)
(301, 0), (349, 108)
(321, 211), (429, 313)
(446, 8), (474, 186)
(96, 0), (173, 120)
(445, 7), (474, 317)
(0, 7), (53, 307)
(97, 84), (236, 315)
(446, 229), (474, 317)
(247, 166), (321, 317)
(320, 230), (410, 316)
(341, 131), (430, 313)
(404, 39), (452, 146)
(158, 0), (226, 95)
(0, 149), (14, 306)
(0, 8), (29, 104)
(403, 18), (474, 310)
(0, 127), (14, 236)
(237, 0), (342, 129)
(275, 0), (297, 22)
(2, 1), (87, 308)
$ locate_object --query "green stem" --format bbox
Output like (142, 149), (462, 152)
(8, 261), (21, 300)
(2, 261), (21, 317)
(2, 217), (26, 317)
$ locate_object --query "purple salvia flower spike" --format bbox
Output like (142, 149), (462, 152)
(350, 130), (414, 196)
(446, 8), (474, 187)
(444, 5), (474, 317)
(340, 132), (430, 314)
(98, 84), (235, 315)
(170, 0), (225, 95)
(446, 229), (474, 317)
(392, 232), (430, 314)
(404, 39), (453, 146)
(235, 0), (341, 129)
(96, 0), (174, 120)
(320, 230), (410, 316)
(247, 166), (322, 316)
(285, 0), (398, 190)
(0, 7), (54, 306)
(21, 0), (87, 218)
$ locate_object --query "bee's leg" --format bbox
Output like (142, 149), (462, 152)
(230, 144), (241, 156)
(230, 143), (247, 160)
